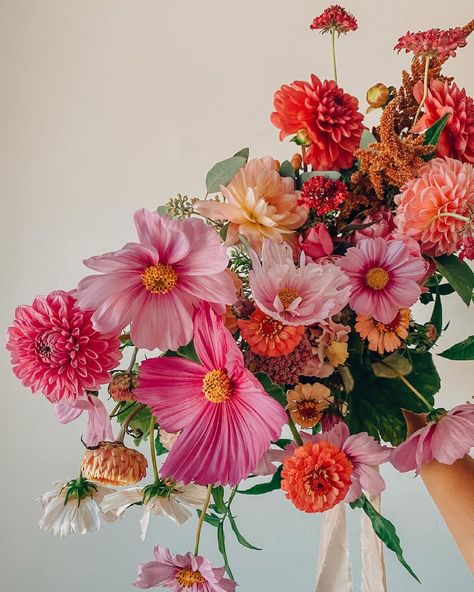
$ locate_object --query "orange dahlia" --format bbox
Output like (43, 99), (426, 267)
(287, 383), (333, 428)
(355, 308), (410, 354)
(238, 308), (304, 357)
(281, 441), (352, 513)
(81, 441), (147, 486)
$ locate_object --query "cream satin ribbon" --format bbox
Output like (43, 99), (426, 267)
(315, 495), (387, 592)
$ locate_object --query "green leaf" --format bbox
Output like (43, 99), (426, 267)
(299, 170), (341, 184)
(239, 466), (282, 494)
(279, 160), (296, 179)
(372, 351), (412, 378)
(438, 335), (474, 360)
(435, 255), (474, 306)
(206, 156), (246, 193)
(196, 509), (221, 527)
(254, 373), (286, 407)
(228, 514), (261, 550)
(274, 438), (292, 449)
(117, 403), (152, 445)
(423, 113), (450, 153)
(177, 341), (200, 363)
(350, 495), (420, 583)
(429, 283), (454, 295)
(217, 522), (233, 578)
(154, 430), (168, 456)
(233, 147), (249, 161)
(156, 205), (170, 217)
(211, 486), (227, 514)
(430, 291), (443, 337)
(360, 130), (377, 150)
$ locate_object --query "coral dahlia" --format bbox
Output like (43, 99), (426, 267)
(355, 308), (410, 355)
(394, 157), (474, 256)
(6, 290), (121, 403)
(310, 5), (357, 35)
(271, 75), (364, 170)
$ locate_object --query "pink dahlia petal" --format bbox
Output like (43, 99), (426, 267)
(57, 395), (114, 446)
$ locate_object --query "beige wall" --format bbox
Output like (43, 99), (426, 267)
(1, 1), (473, 590)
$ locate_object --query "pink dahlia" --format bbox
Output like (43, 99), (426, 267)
(271, 75), (365, 171)
(391, 404), (474, 473)
(75, 209), (236, 351)
(134, 545), (236, 591)
(394, 157), (474, 256)
(394, 27), (467, 60)
(297, 176), (348, 215)
(6, 290), (121, 403)
(339, 237), (426, 324)
(412, 80), (474, 164)
(310, 5), (357, 35)
(249, 240), (350, 327)
(134, 304), (286, 486)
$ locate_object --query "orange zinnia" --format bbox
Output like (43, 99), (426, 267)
(287, 383), (332, 428)
(281, 441), (352, 513)
(355, 308), (410, 355)
(238, 308), (304, 357)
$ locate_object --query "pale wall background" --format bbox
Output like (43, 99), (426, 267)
(1, 1), (473, 590)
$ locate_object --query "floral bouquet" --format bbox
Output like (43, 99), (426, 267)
(6, 5), (474, 590)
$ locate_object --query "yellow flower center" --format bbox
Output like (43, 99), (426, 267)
(202, 369), (232, 403)
(175, 569), (205, 587)
(141, 263), (178, 294)
(278, 287), (300, 309)
(365, 267), (389, 290)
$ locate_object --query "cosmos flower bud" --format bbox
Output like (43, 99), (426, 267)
(366, 83), (390, 112)
(290, 153), (303, 170)
(81, 441), (147, 486)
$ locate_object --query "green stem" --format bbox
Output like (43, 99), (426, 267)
(109, 401), (121, 419)
(149, 413), (159, 482)
(331, 28), (338, 83)
(116, 403), (147, 443)
(398, 374), (435, 412)
(413, 56), (430, 126)
(301, 145), (308, 172)
(194, 484), (212, 556)
(127, 346), (139, 374)
(287, 412), (304, 446)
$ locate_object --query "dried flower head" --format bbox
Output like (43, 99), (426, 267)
(81, 441), (148, 486)
(108, 372), (138, 402)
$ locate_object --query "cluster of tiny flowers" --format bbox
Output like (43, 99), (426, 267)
(394, 27), (467, 60)
(233, 298), (256, 319)
(244, 334), (312, 384)
(297, 176), (348, 215)
(460, 236), (474, 261)
(310, 5), (358, 35)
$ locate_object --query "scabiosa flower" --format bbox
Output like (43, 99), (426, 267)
(287, 382), (333, 428)
(412, 80), (474, 164)
(271, 75), (364, 170)
(75, 209), (236, 351)
(310, 5), (357, 35)
(355, 308), (410, 355)
(394, 27), (467, 60)
(102, 480), (207, 540)
(245, 334), (312, 385)
(339, 237), (426, 324)
(194, 156), (307, 253)
(297, 176), (348, 215)
(38, 476), (114, 537)
(249, 240), (350, 327)
(394, 157), (474, 256)
(81, 441), (148, 486)
(238, 308), (305, 357)
(134, 545), (237, 591)
(391, 404), (474, 473)
(134, 304), (286, 486)
(6, 290), (121, 404)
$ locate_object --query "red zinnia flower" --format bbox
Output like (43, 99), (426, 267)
(394, 27), (467, 60)
(297, 176), (348, 214)
(310, 5), (357, 35)
(271, 75), (364, 171)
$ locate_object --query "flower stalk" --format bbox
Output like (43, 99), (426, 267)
(194, 484), (213, 556)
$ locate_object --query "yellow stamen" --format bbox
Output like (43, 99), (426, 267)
(202, 369), (232, 404)
(141, 264), (178, 294)
(365, 267), (389, 290)
(175, 569), (205, 587)
(278, 287), (300, 309)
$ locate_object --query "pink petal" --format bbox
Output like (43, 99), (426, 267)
(192, 304), (234, 370)
(83, 242), (157, 273)
(134, 209), (191, 264)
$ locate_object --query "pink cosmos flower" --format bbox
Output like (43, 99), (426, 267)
(56, 395), (114, 447)
(134, 545), (236, 591)
(134, 304), (286, 486)
(338, 237), (426, 324)
(249, 240), (351, 327)
(6, 290), (121, 403)
(391, 404), (474, 473)
(75, 209), (236, 352)
(394, 27), (467, 60)
(299, 224), (334, 261)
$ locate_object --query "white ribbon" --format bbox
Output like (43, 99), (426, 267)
(361, 494), (388, 592)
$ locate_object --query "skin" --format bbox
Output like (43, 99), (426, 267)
(403, 410), (474, 574)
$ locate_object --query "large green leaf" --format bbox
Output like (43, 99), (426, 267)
(346, 352), (440, 445)
(299, 170), (341, 184)
(117, 403), (152, 445)
(206, 156), (246, 193)
(211, 486), (227, 514)
(350, 495), (420, 583)
(233, 147), (249, 161)
(438, 335), (474, 360)
(435, 255), (474, 306)
(372, 351), (412, 378)
(255, 373), (286, 407)
(217, 522), (234, 578)
(430, 290), (443, 337)
(239, 466), (283, 495)
(423, 113), (450, 157)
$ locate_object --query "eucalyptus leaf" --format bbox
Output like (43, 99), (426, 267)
(206, 156), (246, 193)
(228, 514), (261, 550)
(360, 130), (377, 150)
(438, 335), (474, 360)
(233, 147), (249, 161)
(435, 255), (474, 306)
(279, 160), (296, 179)
(156, 205), (170, 217)
(299, 170), (341, 184)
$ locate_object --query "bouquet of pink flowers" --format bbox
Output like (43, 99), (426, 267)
(6, 6), (474, 590)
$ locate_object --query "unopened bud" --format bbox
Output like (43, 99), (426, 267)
(295, 128), (312, 147)
(290, 153), (303, 170)
(273, 159), (281, 171)
(366, 83), (390, 111)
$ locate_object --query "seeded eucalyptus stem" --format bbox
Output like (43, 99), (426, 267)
(287, 412), (304, 446)
(149, 413), (159, 482)
(194, 485), (213, 556)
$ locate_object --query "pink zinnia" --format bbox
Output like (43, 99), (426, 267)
(394, 157), (474, 257)
(271, 75), (365, 171)
(75, 209), (236, 351)
(6, 290), (121, 403)
(339, 237), (426, 324)
(249, 240), (350, 327)
(134, 544), (236, 591)
(391, 404), (474, 473)
(134, 304), (286, 486)
(412, 80), (474, 164)
(394, 27), (467, 60)
(310, 5), (358, 35)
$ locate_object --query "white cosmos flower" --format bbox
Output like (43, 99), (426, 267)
(38, 479), (116, 537)
(101, 481), (208, 540)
